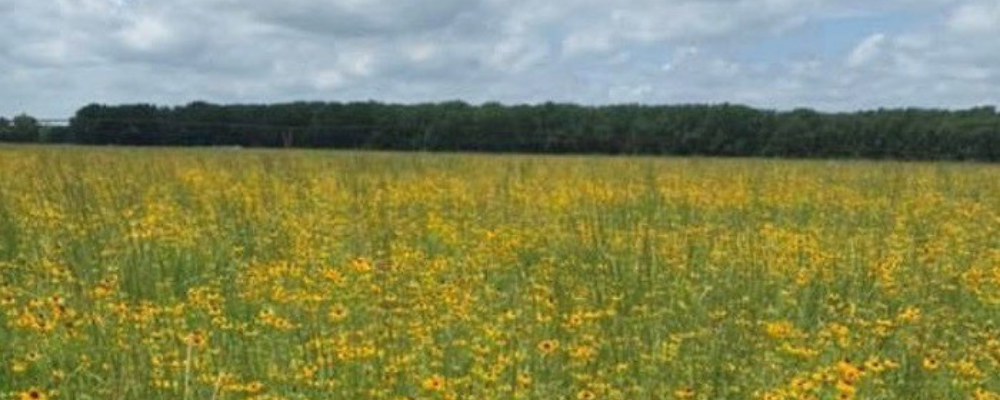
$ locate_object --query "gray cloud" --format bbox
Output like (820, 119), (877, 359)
(1, 0), (997, 117)
(248, 0), (482, 37)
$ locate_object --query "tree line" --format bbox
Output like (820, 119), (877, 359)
(2, 101), (998, 161)
(0, 114), (46, 143)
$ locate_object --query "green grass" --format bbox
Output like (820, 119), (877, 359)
(0, 145), (998, 400)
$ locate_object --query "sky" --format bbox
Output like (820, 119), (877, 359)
(2, 0), (999, 118)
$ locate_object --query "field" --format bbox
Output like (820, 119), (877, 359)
(1, 146), (998, 400)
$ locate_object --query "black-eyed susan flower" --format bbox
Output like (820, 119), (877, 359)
(18, 387), (47, 400)
(922, 356), (940, 371)
(328, 304), (349, 322)
(835, 380), (856, 399)
(577, 389), (597, 400)
(245, 381), (264, 393)
(764, 320), (796, 339)
(836, 360), (862, 384)
(184, 330), (207, 348)
(674, 386), (695, 399)
(422, 374), (445, 391)
(569, 344), (596, 361)
(863, 357), (886, 373)
(516, 371), (532, 387)
(537, 339), (559, 355)
(567, 313), (583, 328)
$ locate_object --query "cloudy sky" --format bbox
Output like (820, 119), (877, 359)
(2, 0), (999, 118)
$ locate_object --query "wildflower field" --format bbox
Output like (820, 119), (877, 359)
(1, 145), (998, 400)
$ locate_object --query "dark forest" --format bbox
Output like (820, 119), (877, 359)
(3, 101), (998, 161)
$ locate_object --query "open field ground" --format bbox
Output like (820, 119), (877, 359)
(1, 146), (999, 400)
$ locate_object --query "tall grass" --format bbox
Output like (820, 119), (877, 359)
(1, 145), (998, 400)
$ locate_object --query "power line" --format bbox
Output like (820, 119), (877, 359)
(37, 119), (70, 127)
(71, 117), (373, 131)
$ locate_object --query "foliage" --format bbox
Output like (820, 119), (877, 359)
(1, 147), (999, 400)
(0, 114), (42, 143)
(8, 102), (998, 161)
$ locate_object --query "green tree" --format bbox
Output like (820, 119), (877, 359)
(0, 114), (41, 142)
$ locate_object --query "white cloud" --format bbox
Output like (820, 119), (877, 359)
(562, 30), (614, 56)
(0, 0), (998, 117)
(407, 42), (438, 62)
(488, 37), (552, 73)
(948, 0), (1000, 33)
(313, 70), (347, 90)
(847, 33), (886, 68)
(119, 15), (173, 52)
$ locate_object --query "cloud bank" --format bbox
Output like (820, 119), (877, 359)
(1, 0), (998, 117)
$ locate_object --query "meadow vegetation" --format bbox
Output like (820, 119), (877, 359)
(1, 146), (998, 400)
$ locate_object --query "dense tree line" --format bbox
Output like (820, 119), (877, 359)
(0, 114), (76, 143)
(3, 101), (998, 161)
(0, 114), (43, 143)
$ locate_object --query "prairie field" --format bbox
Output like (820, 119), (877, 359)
(1, 146), (999, 400)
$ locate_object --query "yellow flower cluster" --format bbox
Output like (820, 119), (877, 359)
(0, 147), (997, 400)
